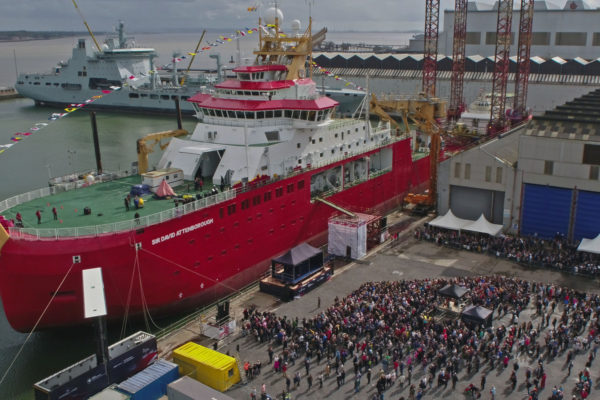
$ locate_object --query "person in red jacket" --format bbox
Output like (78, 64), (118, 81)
(35, 210), (41, 224)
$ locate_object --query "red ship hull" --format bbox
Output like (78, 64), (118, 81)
(0, 139), (429, 332)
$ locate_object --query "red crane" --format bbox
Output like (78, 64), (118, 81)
(488, 0), (513, 134)
(447, 0), (468, 121)
(512, 0), (534, 122)
(422, 0), (440, 98)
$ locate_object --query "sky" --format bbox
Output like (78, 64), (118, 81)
(1, 0), (599, 34)
(1, 0), (460, 33)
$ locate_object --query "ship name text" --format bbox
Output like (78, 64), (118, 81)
(151, 218), (214, 245)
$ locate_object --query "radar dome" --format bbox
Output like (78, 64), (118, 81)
(291, 19), (301, 31)
(264, 7), (284, 25)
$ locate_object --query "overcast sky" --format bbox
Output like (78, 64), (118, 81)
(1, 0), (598, 33)
(1, 0), (463, 33)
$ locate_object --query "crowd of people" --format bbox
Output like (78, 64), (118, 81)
(240, 276), (600, 400)
(415, 226), (600, 276)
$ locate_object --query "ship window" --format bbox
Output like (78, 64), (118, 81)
(33, 82), (40, 85)
(265, 131), (280, 142)
(264, 191), (272, 201)
(334, 134), (338, 138)
(140, 93), (148, 97)
(297, 143), (301, 148)
(293, 111), (300, 119)
(320, 152), (324, 157)
(171, 95), (178, 100)
(60, 83), (81, 90)
(274, 110), (283, 118)
(219, 208), (224, 218)
(53, 83), (59, 86)
(300, 111), (308, 120)
(78, 71), (82, 76)
(239, 73), (250, 80)
(284, 110), (292, 118)
(311, 139), (316, 144)
(241, 199), (250, 210)
(257, 111), (265, 119)
(298, 180), (304, 189)
(266, 110), (273, 118)
(215, 110), (223, 117)
(287, 184), (294, 193)
(331, 149), (335, 154)
(245, 111), (255, 119)
(319, 137), (323, 142)
(275, 187), (283, 197)
(182, 96), (189, 100)
(253, 195), (261, 205)
(161, 95), (169, 100)
(45, 82), (51, 86)
(227, 111), (235, 118)
(227, 204), (236, 215)
(236, 111), (245, 119)
(298, 159), (302, 164)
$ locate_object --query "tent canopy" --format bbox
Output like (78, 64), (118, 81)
(461, 305), (493, 326)
(155, 179), (176, 197)
(428, 209), (471, 231)
(438, 284), (469, 299)
(273, 243), (322, 266)
(462, 214), (503, 236)
(577, 233), (600, 254)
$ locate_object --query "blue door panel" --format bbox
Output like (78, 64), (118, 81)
(521, 184), (571, 238)
(574, 190), (600, 241)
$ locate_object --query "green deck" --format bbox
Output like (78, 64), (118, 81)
(7, 175), (215, 230)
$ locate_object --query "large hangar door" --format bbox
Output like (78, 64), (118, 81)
(574, 190), (600, 241)
(521, 184), (572, 238)
(449, 185), (505, 223)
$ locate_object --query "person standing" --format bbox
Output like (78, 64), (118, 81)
(480, 373), (486, 390)
(124, 197), (130, 211)
(490, 385), (496, 400)
(52, 207), (58, 220)
(318, 296), (321, 308)
(15, 212), (23, 227)
(35, 209), (41, 224)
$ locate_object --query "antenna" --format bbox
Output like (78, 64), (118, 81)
(71, 0), (103, 53)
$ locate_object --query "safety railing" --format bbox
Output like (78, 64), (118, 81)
(8, 190), (236, 240)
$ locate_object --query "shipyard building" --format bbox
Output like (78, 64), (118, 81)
(437, 89), (600, 241)
(439, 0), (600, 59)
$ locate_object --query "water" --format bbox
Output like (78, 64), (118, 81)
(0, 31), (412, 400)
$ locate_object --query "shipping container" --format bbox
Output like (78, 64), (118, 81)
(172, 342), (240, 392)
(88, 386), (130, 400)
(33, 331), (156, 400)
(117, 359), (179, 400)
(167, 376), (237, 400)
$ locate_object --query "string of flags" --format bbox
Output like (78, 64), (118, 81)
(311, 61), (366, 92)
(0, 86), (122, 155)
(1, 26), (259, 156)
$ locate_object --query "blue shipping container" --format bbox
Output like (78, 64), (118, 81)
(117, 359), (179, 400)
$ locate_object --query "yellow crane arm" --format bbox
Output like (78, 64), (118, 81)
(180, 30), (206, 86)
(136, 129), (188, 174)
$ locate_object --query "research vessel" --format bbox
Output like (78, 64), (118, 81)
(0, 9), (435, 332)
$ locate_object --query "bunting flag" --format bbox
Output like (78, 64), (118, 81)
(311, 61), (366, 91)
(0, 86), (122, 155)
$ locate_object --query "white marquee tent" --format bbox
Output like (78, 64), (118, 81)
(462, 214), (503, 236)
(428, 209), (471, 231)
(577, 234), (600, 254)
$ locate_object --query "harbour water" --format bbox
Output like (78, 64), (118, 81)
(0, 31), (412, 399)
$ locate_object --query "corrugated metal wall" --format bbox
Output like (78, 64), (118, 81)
(574, 190), (600, 241)
(521, 184), (572, 238)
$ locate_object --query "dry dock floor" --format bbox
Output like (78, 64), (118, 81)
(157, 212), (600, 400)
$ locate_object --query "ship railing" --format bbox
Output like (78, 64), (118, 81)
(7, 189), (236, 240)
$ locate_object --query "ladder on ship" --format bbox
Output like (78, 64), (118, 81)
(314, 197), (356, 218)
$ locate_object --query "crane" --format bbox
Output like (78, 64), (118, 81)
(488, 0), (513, 134)
(422, 0), (440, 98)
(369, 94), (446, 210)
(512, 0), (534, 122)
(447, 0), (468, 121)
(136, 129), (188, 174)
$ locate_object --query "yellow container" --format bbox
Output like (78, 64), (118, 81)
(172, 342), (240, 392)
